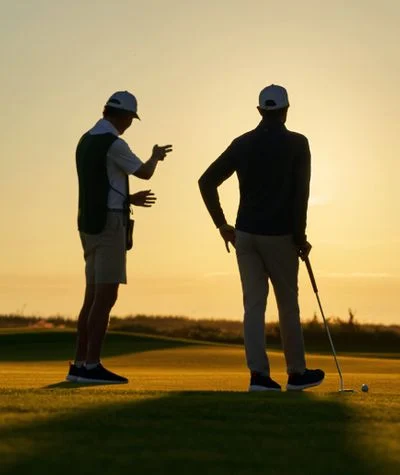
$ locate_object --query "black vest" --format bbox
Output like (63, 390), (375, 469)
(76, 132), (118, 234)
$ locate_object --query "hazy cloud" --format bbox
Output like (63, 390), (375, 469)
(323, 272), (395, 279)
(203, 272), (234, 278)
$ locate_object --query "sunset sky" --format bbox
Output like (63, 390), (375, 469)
(0, 0), (399, 324)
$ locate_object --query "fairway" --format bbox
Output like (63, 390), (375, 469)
(0, 330), (399, 474)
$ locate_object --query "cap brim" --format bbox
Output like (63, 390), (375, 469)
(258, 104), (289, 111)
(105, 102), (140, 119)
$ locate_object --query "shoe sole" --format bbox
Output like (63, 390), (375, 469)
(77, 376), (128, 384)
(249, 385), (281, 392)
(286, 378), (324, 391)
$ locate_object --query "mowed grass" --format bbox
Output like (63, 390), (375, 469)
(0, 330), (399, 475)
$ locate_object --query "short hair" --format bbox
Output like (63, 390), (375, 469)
(103, 106), (135, 119)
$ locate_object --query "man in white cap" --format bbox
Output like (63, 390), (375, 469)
(68, 91), (172, 384)
(199, 84), (324, 391)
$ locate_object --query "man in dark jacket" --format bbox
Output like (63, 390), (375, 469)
(199, 84), (324, 391)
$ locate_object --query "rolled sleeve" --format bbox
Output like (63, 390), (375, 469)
(107, 138), (143, 174)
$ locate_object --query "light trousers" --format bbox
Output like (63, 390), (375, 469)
(235, 231), (306, 375)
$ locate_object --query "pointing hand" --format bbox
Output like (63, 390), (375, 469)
(152, 144), (173, 161)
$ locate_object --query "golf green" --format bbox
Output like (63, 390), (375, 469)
(0, 330), (399, 474)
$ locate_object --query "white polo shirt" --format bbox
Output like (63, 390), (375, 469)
(88, 119), (143, 209)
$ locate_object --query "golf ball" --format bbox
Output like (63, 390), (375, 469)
(361, 384), (369, 392)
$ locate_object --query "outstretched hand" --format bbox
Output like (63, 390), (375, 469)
(152, 144), (173, 161)
(219, 224), (236, 253)
(129, 190), (157, 207)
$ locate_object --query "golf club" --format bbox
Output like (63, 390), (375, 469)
(303, 256), (355, 393)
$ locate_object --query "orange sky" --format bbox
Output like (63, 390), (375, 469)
(0, 1), (399, 323)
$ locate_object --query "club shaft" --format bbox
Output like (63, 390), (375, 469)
(304, 256), (344, 391)
(304, 256), (319, 294)
(314, 292), (344, 391)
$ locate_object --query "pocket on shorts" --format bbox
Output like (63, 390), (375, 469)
(106, 212), (123, 232)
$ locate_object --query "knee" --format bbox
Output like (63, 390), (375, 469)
(95, 286), (119, 310)
(243, 294), (267, 312)
(107, 289), (118, 309)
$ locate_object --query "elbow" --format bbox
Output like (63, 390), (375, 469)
(199, 170), (219, 196)
(198, 174), (208, 192)
(198, 178), (203, 192)
(198, 176), (216, 198)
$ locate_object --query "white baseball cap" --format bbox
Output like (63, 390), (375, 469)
(105, 91), (140, 119)
(258, 84), (289, 111)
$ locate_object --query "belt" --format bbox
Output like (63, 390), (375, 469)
(107, 208), (127, 213)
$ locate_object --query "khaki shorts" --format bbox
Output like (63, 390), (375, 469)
(80, 212), (127, 284)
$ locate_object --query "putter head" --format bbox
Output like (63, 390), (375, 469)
(339, 389), (356, 393)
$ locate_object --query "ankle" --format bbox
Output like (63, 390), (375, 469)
(251, 371), (270, 378)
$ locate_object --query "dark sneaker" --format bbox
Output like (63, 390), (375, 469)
(77, 363), (128, 384)
(249, 372), (281, 392)
(286, 369), (325, 391)
(66, 362), (85, 382)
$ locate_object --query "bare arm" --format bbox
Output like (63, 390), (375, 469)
(134, 144), (173, 180)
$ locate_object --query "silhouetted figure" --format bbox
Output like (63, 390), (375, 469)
(199, 84), (324, 391)
(68, 91), (172, 384)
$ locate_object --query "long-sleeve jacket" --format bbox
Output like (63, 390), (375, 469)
(198, 121), (311, 245)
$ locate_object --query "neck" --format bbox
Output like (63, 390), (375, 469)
(261, 119), (285, 128)
(104, 117), (121, 134)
